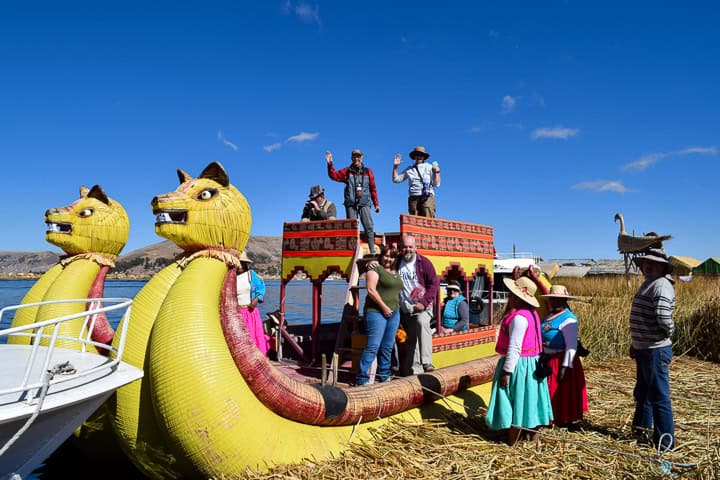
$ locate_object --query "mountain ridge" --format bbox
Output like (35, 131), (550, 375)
(0, 236), (283, 278)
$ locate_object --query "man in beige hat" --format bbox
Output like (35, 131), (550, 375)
(326, 149), (380, 254)
(629, 247), (675, 449)
(392, 146), (441, 218)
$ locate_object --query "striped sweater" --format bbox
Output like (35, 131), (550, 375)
(629, 275), (675, 349)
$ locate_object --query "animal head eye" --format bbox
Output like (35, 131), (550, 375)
(198, 188), (217, 201)
(78, 208), (94, 218)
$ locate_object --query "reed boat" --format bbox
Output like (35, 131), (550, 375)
(0, 298), (143, 480)
(108, 162), (515, 478)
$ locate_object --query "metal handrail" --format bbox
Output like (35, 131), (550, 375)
(0, 298), (133, 399)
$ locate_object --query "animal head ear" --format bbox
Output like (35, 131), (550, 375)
(87, 185), (110, 205)
(177, 168), (193, 184)
(198, 161), (229, 187)
(80, 186), (90, 198)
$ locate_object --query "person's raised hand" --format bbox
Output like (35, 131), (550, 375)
(393, 154), (401, 166)
(325, 151), (333, 164)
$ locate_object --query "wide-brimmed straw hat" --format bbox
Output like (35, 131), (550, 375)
(503, 276), (540, 307)
(238, 251), (253, 264)
(409, 146), (430, 160)
(541, 284), (576, 300)
(446, 280), (461, 292)
(633, 247), (673, 273)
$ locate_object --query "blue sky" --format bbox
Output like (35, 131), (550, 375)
(1, 1), (718, 261)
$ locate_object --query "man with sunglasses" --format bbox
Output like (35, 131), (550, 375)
(326, 149), (380, 255)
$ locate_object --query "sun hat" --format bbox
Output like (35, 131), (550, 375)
(541, 284), (576, 300)
(351, 149), (363, 156)
(409, 146), (430, 160)
(308, 185), (325, 199)
(633, 247), (673, 273)
(446, 280), (462, 292)
(238, 251), (253, 264)
(503, 276), (540, 307)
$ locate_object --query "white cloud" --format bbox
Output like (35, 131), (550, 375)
(263, 131), (319, 152)
(501, 95), (517, 114)
(622, 146), (716, 171)
(531, 127), (579, 140)
(217, 130), (238, 151)
(282, 1), (321, 25)
(287, 131), (319, 143)
(263, 143), (282, 152)
(571, 180), (630, 193)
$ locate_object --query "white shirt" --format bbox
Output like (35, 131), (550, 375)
(503, 314), (528, 373)
(398, 257), (419, 313)
(236, 271), (251, 306)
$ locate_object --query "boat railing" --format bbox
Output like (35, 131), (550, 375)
(0, 297), (133, 401)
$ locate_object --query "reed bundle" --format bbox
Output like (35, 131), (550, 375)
(235, 356), (719, 479)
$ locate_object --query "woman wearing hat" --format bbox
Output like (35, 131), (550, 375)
(439, 280), (470, 333)
(629, 248), (676, 450)
(391, 146), (441, 218)
(540, 285), (588, 427)
(485, 276), (553, 445)
(236, 251), (271, 355)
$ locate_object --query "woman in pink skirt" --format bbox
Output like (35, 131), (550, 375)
(236, 251), (271, 355)
(540, 285), (588, 426)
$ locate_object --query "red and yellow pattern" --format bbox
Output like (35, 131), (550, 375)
(281, 219), (360, 281)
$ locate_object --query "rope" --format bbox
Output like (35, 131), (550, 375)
(0, 361), (76, 457)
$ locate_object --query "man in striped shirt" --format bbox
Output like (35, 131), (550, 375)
(629, 247), (675, 450)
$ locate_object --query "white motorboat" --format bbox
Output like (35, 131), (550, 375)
(0, 298), (143, 480)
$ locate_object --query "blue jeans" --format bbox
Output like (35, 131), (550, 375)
(357, 310), (400, 384)
(633, 346), (675, 449)
(346, 204), (375, 254)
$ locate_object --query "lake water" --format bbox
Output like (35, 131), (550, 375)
(0, 277), (363, 478)
(0, 278), (364, 331)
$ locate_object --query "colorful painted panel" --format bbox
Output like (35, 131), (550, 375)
(399, 214), (494, 278)
(282, 220), (359, 280)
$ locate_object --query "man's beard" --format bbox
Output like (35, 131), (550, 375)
(403, 251), (415, 262)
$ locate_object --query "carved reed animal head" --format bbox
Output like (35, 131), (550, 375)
(45, 185), (130, 257)
(151, 162), (252, 252)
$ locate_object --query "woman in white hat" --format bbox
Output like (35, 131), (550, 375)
(236, 251), (271, 354)
(540, 285), (588, 427)
(485, 276), (553, 445)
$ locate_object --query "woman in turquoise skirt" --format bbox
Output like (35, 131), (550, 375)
(485, 275), (553, 445)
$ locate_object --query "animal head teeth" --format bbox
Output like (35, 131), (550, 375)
(156, 212), (173, 223)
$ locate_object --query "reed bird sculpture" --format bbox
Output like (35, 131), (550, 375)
(614, 212), (672, 277)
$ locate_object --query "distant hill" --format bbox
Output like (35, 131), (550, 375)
(0, 236), (283, 278)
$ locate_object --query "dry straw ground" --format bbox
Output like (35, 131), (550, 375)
(236, 276), (720, 480)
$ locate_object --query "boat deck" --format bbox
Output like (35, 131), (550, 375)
(0, 345), (143, 422)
